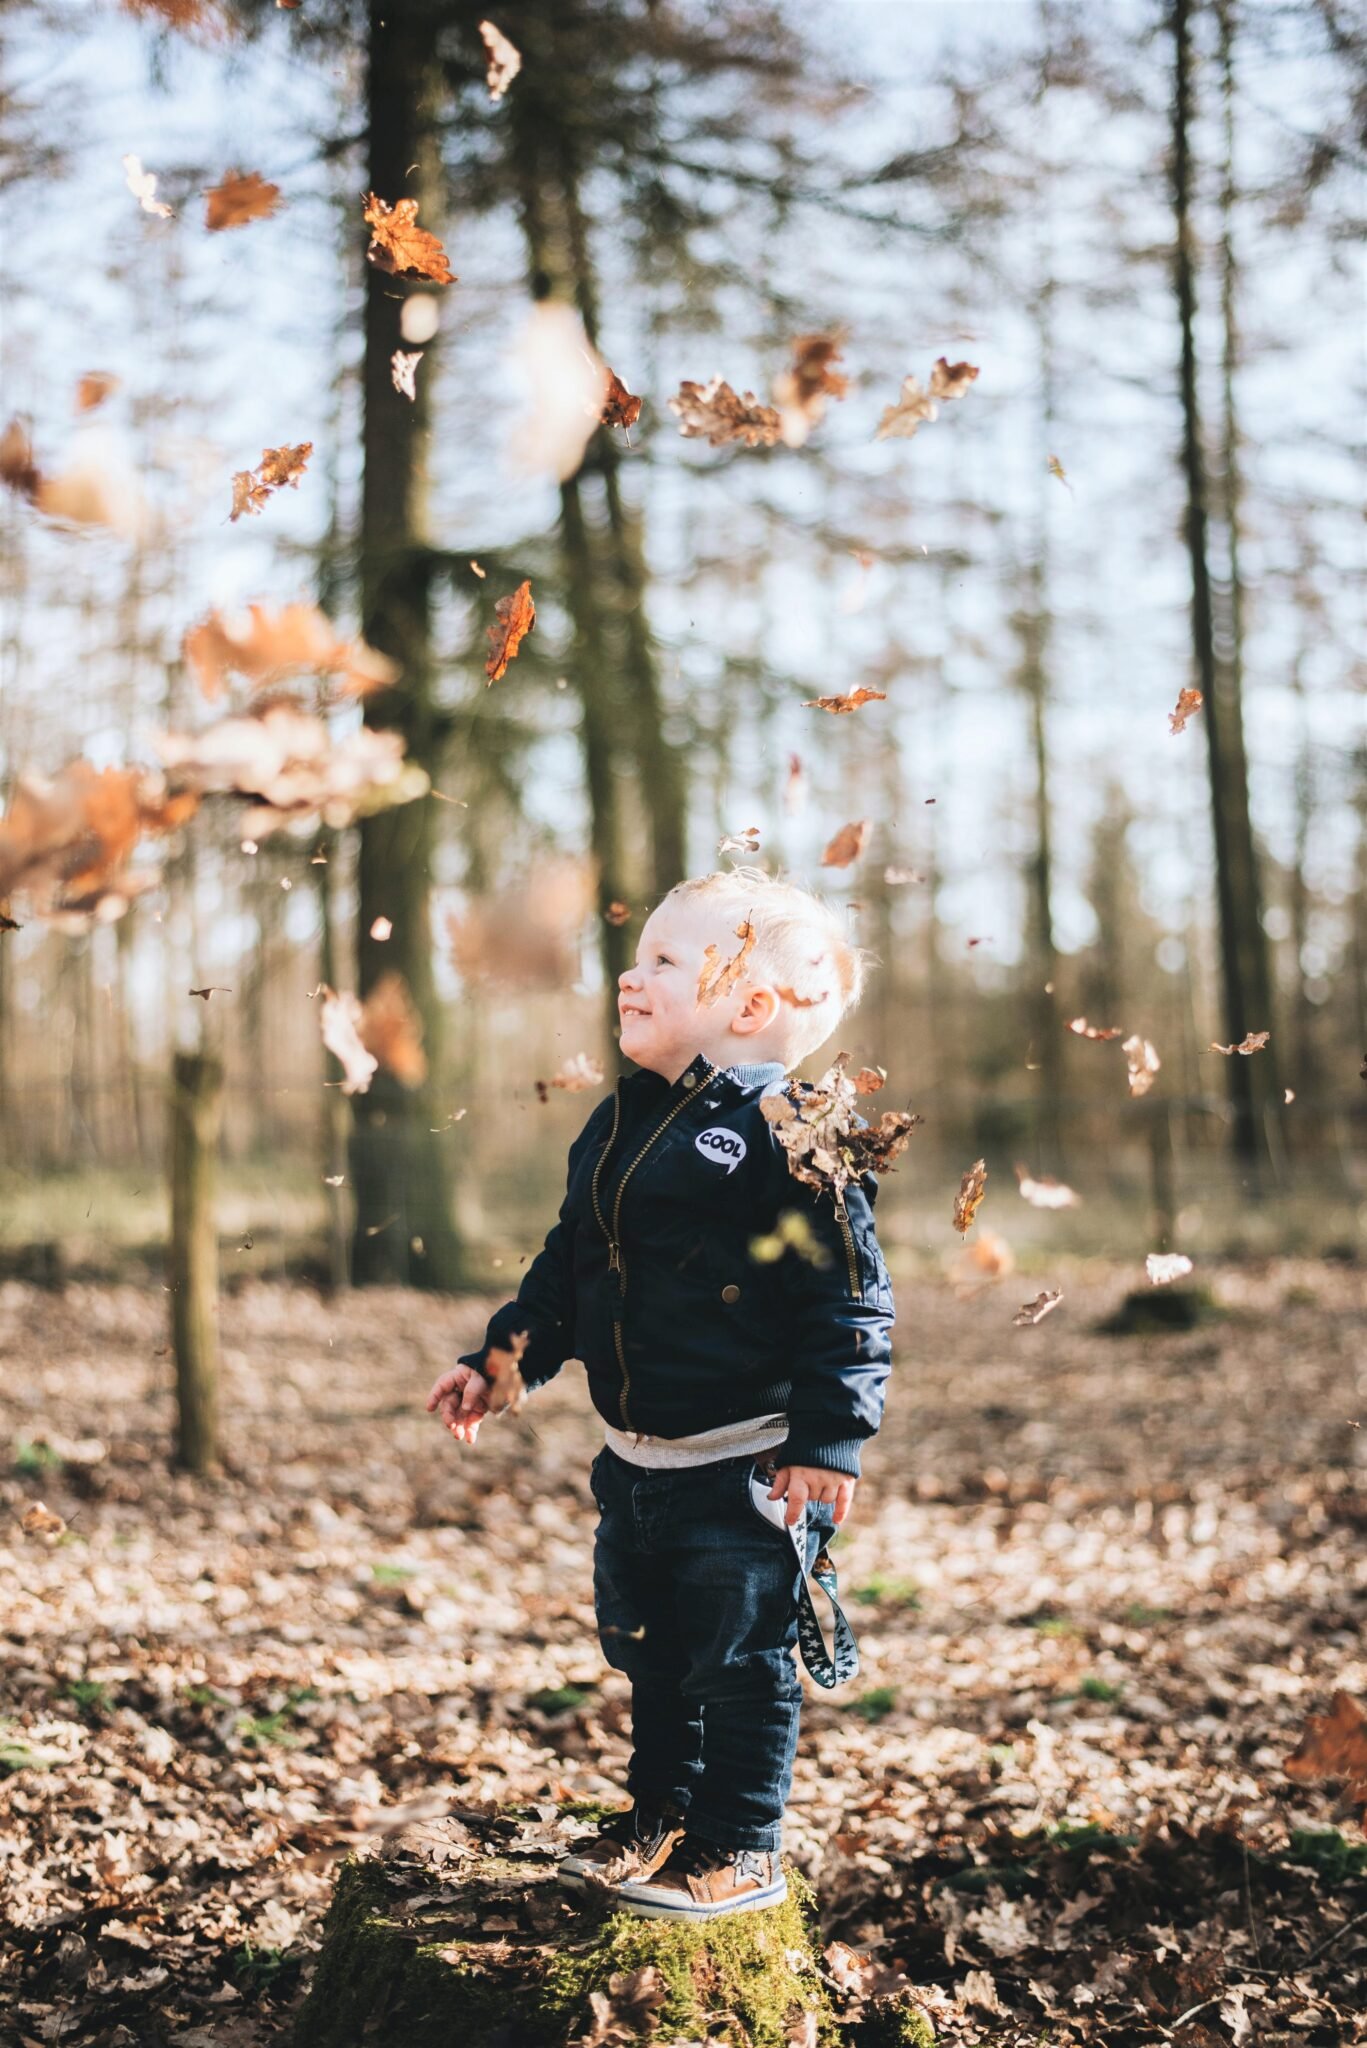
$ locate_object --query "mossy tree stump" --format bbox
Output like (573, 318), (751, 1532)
(294, 1803), (840, 2047)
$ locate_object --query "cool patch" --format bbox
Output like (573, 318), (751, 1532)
(695, 1126), (747, 1174)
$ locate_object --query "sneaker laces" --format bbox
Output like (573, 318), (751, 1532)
(658, 1832), (727, 1878)
(597, 1804), (680, 1849)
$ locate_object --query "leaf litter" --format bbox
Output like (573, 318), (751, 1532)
(2, 1260), (1364, 2043)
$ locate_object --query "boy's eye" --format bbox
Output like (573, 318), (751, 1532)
(655, 954), (673, 968)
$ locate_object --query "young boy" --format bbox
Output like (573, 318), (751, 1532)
(425, 870), (895, 1920)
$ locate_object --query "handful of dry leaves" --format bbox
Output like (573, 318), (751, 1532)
(761, 1052), (920, 1207)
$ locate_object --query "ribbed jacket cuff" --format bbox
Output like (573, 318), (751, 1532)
(775, 1433), (866, 1479)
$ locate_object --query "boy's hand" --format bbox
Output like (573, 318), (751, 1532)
(425, 1363), (491, 1444)
(767, 1465), (856, 1528)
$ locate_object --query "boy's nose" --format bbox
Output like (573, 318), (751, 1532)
(618, 968), (641, 991)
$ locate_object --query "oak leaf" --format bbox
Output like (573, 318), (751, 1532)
(1015, 1164), (1079, 1210)
(1208, 1031), (1270, 1055)
(668, 376), (781, 448)
(478, 19), (521, 100)
(358, 971), (427, 1087)
(1169, 686), (1203, 734)
(485, 580), (535, 684)
(953, 1158), (988, 1235)
(718, 825), (760, 855)
(1123, 1034), (1161, 1097)
(697, 917), (756, 1006)
(155, 701), (426, 836)
(875, 373), (936, 441)
(481, 1330), (530, 1416)
(773, 331), (849, 448)
(1066, 1016), (1124, 1041)
(1013, 1289), (1063, 1327)
(601, 368), (642, 430)
(229, 442), (311, 522)
(802, 687), (886, 715)
(20, 1501), (67, 1540)
(535, 1053), (604, 1100)
(1047, 454), (1072, 491)
(75, 372), (120, 414)
(363, 193), (456, 284)
(854, 1067), (886, 1093)
(204, 170), (281, 231)
(930, 356), (979, 400)
(122, 153), (172, 218)
(822, 819), (869, 869)
(319, 986), (378, 1095)
(391, 350), (423, 401)
(183, 601), (397, 701)
(762, 1052), (920, 1204)
(1284, 1692), (1367, 1823)
(0, 761), (197, 929)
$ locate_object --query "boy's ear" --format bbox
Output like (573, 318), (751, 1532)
(731, 982), (781, 1038)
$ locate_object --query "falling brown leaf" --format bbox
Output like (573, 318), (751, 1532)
(1, 417), (144, 537)
(1047, 453), (1072, 491)
(600, 368), (642, 430)
(0, 760), (198, 928)
(204, 170), (281, 231)
(229, 443), (311, 522)
(718, 825), (761, 855)
(363, 192), (456, 285)
(485, 580), (535, 684)
(358, 971), (427, 1088)
(876, 357), (978, 440)
(155, 701), (426, 836)
(697, 917), (756, 1006)
(604, 901), (630, 926)
(75, 372), (119, 414)
(478, 19), (521, 100)
(1066, 1016), (1125, 1041)
(319, 986), (378, 1095)
(953, 1158), (988, 1235)
(1169, 686), (1204, 734)
(762, 1052), (920, 1203)
(801, 687), (887, 715)
(1014, 1164), (1079, 1210)
(122, 153), (172, 218)
(481, 1330), (530, 1417)
(182, 602), (397, 702)
(773, 331), (849, 448)
(1208, 1031), (1270, 1056)
(1013, 1289), (1063, 1327)
(822, 819), (870, 869)
(668, 377), (782, 448)
(1285, 1693), (1367, 1823)
(930, 356), (980, 400)
(1123, 1034), (1161, 1097)
(960, 1229), (1014, 1281)
(535, 1053), (605, 1101)
(854, 1067), (886, 1093)
(1146, 1253), (1193, 1285)
(0, 418), (40, 499)
(391, 350), (423, 401)
(188, 986), (231, 1001)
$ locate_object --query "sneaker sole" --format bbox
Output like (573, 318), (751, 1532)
(615, 1875), (788, 1920)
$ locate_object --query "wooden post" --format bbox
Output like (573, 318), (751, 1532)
(169, 1050), (223, 1473)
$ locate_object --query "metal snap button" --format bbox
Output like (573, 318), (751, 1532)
(721, 1283), (741, 1303)
(681, 1069), (697, 1087)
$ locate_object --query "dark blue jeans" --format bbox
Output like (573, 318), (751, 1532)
(589, 1444), (836, 1853)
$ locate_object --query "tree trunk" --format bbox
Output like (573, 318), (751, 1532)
(1170, 0), (1275, 1178)
(350, 0), (463, 1286)
(169, 1050), (222, 1474)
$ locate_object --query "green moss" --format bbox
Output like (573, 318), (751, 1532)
(847, 1687), (898, 1723)
(295, 1836), (835, 2048)
(526, 1685), (594, 1714)
(1287, 1829), (1367, 1883)
(849, 1999), (937, 2048)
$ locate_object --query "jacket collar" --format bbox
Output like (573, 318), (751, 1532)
(621, 1054), (788, 1099)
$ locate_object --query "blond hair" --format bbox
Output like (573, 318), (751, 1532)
(664, 867), (868, 1067)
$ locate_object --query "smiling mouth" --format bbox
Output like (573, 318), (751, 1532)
(619, 1002), (651, 1020)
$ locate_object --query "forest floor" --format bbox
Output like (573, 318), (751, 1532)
(2, 1259), (1366, 2046)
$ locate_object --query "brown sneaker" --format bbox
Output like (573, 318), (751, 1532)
(614, 1832), (787, 1919)
(557, 1803), (686, 1890)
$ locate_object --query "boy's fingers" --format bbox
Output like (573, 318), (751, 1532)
(832, 1479), (856, 1526)
(784, 1478), (810, 1526)
(425, 1369), (461, 1412)
(456, 1378), (489, 1419)
(766, 1468), (789, 1502)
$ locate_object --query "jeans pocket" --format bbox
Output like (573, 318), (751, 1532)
(743, 1460), (803, 1540)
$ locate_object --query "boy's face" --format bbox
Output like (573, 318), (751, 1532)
(618, 899), (782, 1081)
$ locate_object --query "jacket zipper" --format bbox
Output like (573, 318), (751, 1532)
(835, 1204), (861, 1299)
(592, 1062), (717, 1430)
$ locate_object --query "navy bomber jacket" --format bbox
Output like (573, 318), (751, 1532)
(457, 1054), (896, 1478)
